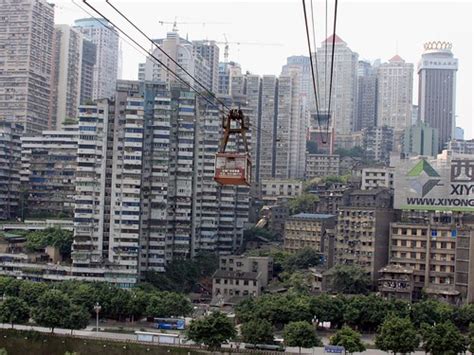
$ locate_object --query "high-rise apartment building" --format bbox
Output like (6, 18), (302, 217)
(281, 55), (312, 109)
(72, 81), (249, 279)
(335, 189), (395, 282)
(50, 25), (84, 130)
(377, 55), (413, 132)
(388, 213), (474, 304)
(0, 0), (54, 135)
(193, 40), (220, 93)
(0, 120), (22, 220)
(355, 60), (377, 131)
(418, 42), (458, 152)
(363, 126), (394, 164)
(142, 31), (215, 92)
(402, 122), (439, 157)
(74, 18), (119, 100)
(21, 128), (78, 218)
(316, 35), (358, 136)
(79, 39), (96, 104)
(217, 61), (242, 95)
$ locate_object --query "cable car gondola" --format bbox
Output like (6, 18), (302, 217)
(214, 109), (251, 186)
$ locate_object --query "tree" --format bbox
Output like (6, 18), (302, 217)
(0, 349), (7, 355)
(33, 289), (71, 332)
(343, 295), (389, 332)
(283, 321), (322, 354)
(18, 281), (48, 308)
(330, 326), (366, 354)
(186, 312), (236, 350)
(284, 247), (323, 272)
(288, 193), (318, 215)
(410, 299), (453, 328)
(452, 304), (474, 331)
(0, 297), (30, 327)
(421, 321), (466, 355)
(146, 292), (192, 318)
(469, 323), (474, 353)
(375, 316), (419, 354)
(325, 265), (371, 295)
(24, 228), (74, 259)
(310, 294), (345, 329)
(241, 319), (274, 346)
(62, 305), (90, 334)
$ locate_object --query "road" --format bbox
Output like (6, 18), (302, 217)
(0, 323), (428, 354)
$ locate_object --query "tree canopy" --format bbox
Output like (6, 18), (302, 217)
(0, 297), (30, 327)
(330, 326), (366, 354)
(288, 193), (319, 215)
(283, 321), (322, 353)
(375, 316), (419, 354)
(241, 319), (274, 345)
(421, 321), (466, 355)
(186, 312), (236, 349)
(24, 227), (74, 259)
(325, 265), (372, 295)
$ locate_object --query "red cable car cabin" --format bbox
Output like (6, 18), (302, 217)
(214, 109), (251, 186)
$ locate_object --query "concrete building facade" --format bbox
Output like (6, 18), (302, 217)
(363, 126), (394, 164)
(376, 55), (413, 132)
(356, 60), (377, 131)
(50, 25), (83, 130)
(0, 0), (54, 135)
(361, 167), (394, 190)
(402, 122), (439, 157)
(20, 128), (78, 218)
(418, 42), (458, 152)
(316, 35), (358, 136)
(74, 18), (119, 101)
(306, 154), (340, 179)
(0, 121), (22, 220)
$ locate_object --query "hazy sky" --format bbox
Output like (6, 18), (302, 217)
(53, 0), (473, 138)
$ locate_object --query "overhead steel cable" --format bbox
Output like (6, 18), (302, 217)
(309, 0), (321, 112)
(325, 0), (328, 108)
(105, 0), (232, 113)
(81, 0), (226, 113)
(326, 0), (339, 141)
(302, 0), (323, 139)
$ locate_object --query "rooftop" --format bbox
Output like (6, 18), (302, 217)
(322, 34), (346, 45)
(289, 213), (335, 220)
(213, 270), (259, 281)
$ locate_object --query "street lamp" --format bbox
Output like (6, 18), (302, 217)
(94, 302), (101, 333)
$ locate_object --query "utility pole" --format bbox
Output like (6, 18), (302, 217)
(94, 302), (101, 333)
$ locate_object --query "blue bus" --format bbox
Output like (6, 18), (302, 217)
(154, 317), (185, 330)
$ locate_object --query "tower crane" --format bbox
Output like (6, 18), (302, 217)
(158, 17), (229, 32)
(214, 34), (283, 62)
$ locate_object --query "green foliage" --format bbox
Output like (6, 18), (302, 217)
(0, 348), (7, 355)
(144, 252), (218, 293)
(186, 312), (236, 349)
(329, 326), (365, 354)
(146, 292), (192, 318)
(240, 319), (274, 345)
(375, 316), (419, 354)
(33, 289), (72, 331)
(410, 299), (453, 328)
(421, 321), (466, 355)
(288, 193), (318, 215)
(284, 248), (323, 273)
(0, 297), (30, 326)
(343, 294), (390, 332)
(24, 228), (74, 259)
(18, 281), (48, 308)
(469, 323), (474, 353)
(451, 303), (474, 331)
(243, 227), (278, 242)
(335, 146), (364, 158)
(310, 294), (345, 329)
(326, 265), (372, 295)
(283, 321), (322, 350)
(62, 305), (90, 332)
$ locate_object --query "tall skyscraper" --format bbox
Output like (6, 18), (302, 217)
(0, 120), (22, 220)
(377, 55), (413, 132)
(50, 25), (84, 130)
(402, 122), (438, 157)
(418, 41), (458, 152)
(80, 39), (97, 104)
(218, 61), (242, 95)
(316, 35), (358, 136)
(281, 56), (312, 108)
(0, 0), (54, 135)
(142, 31), (214, 92)
(355, 60), (377, 131)
(74, 18), (119, 100)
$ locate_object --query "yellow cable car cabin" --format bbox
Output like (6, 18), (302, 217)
(214, 109), (251, 186)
